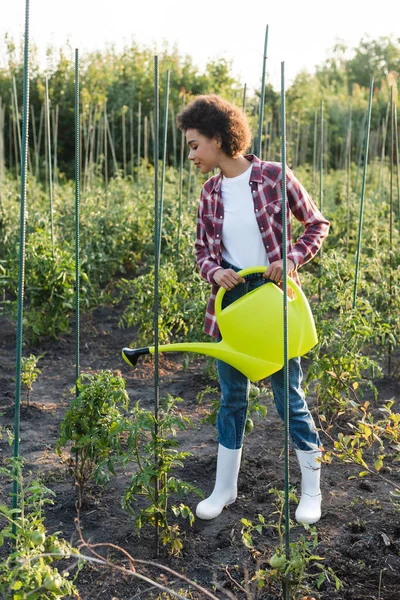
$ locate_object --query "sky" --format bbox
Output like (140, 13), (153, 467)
(2, 0), (400, 92)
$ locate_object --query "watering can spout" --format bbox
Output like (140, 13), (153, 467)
(122, 347), (150, 367)
(122, 341), (283, 381)
(122, 267), (318, 382)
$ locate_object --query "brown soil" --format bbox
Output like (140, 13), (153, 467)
(0, 302), (399, 600)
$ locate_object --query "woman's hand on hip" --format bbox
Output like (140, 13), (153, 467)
(263, 259), (295, 283)
(213, 268), (245, 290)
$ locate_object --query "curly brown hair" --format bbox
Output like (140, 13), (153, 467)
(176, 94), (252, 158)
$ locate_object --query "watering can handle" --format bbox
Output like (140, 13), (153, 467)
(214, 265), (302, 318)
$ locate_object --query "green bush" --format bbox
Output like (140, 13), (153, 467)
(56, 370), (130, 507)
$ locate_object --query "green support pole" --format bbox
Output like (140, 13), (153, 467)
(153, 55), (160, 558)
(280, 61), (291, 600)
(352, 77), (373, 309)
(256, 25), (269, 158)
(75, 50), (80, 397)
(12, 0), (31, 530)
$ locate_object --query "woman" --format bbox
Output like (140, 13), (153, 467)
(177, 94), (329, 524)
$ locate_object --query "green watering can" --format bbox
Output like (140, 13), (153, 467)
(122, 266), (318, 382)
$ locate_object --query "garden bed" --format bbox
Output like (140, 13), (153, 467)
(0, 300), (399, 600)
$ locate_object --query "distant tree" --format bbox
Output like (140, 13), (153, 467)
(315, 42), (349, 91)
(347, 35), (400, 89)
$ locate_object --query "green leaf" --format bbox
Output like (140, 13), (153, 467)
(242, 532), (253, 548)
(11, 581), (23, 590)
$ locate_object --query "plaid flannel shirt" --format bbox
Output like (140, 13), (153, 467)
(195, 155), (330, 339)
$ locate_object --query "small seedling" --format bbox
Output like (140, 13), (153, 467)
(21, 353), (42, 405)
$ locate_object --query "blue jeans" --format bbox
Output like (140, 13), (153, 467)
(216, 261), (320, 452)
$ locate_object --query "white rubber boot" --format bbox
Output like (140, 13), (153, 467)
(196, 444), (242, 520)
(295, 449), (322, 524)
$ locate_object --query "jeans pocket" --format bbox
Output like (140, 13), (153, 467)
(222, 282), (248, 310)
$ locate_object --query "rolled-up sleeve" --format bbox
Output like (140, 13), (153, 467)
(195, 191), (222, 284)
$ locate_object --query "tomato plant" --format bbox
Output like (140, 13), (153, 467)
(56, 370), (130, 508)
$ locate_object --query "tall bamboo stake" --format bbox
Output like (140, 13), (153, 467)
(150, 111), (155, 157)
(262, 111), (268, 161)
(286, 115), (291, 166)
(97, 107), (103, 169)
(104, 101), (108, 187)
(144, 115), (148, 163)
(0, 98), (4, 181)
(266, 116), (272, 160)
(44, 77), (54, 245)
(388, 86), (394, 375)
(242, 83), (247, 113)
(137, 101), (142, 188)
(122, 106), (127, 177)
(12, 77), (22, 159)
(293, 115), (300, 169)
(83, 103), (93, 189)
(8, 104), (13, 172)
(37, 104), (44, 180)
(352, 77), (374, 309)
(11, 94), (20, 177)
(324, 115), (329, 179)
(158, 70), (170, 258)
(170, 104), (177, 169)
(44, 97), (48, 190)
(378, 99), (390, 196)
(312, 109), (318, 194)
(81, 104), (88, 176)
(186, 160), (193, 206)
(105, 112), (119, 176)
(394, 103), (400, 219)
(111, 109), (115, 154)
(130, 106), (134, 177)
(88, 104), (97, 187)
(318, 101), (324, 302)
(52, 104), (59, 184)
(345, 101), (353, 252)
(74, 49), (80, 398)
(354, 111), (367, 195)
(177, 97), (185, 254)
(30, 103), (38, 179)
(256, 25), (269, 158)
(369, 121), (379, 166)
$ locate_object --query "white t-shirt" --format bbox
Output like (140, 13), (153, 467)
(221, 167), (269, 269)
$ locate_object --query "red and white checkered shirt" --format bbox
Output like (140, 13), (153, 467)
(195, 155), (330, 339)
